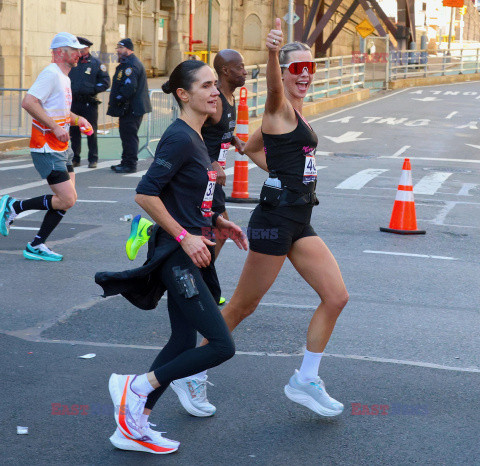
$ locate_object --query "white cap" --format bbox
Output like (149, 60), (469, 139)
(50, 32), (84, 50)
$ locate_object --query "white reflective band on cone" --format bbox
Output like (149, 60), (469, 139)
(395, 190), (415, 202)
(236, 124), (249, 134)
(235, 152), (248, 161)
(399, 170), (412, 187)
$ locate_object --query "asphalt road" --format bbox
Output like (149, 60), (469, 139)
(1, 82), (479, 465)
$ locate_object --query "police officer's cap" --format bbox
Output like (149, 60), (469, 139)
(118, 38), (134, 51)
(77, 37), (93, 47)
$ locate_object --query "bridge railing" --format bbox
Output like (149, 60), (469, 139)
(389, 47), (480, 81)
(243, 55), (365, 117)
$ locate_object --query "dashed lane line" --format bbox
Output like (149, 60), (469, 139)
(0, 163), (34, 171)
(4, 331), (479, 374)
(364, 250), (457, 260)
(0, 159), (120, 196)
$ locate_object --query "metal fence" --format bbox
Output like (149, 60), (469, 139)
(389, 47), (480, 81)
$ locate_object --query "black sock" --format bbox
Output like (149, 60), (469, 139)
(31, 210), (65, 247)
(13, 195), (53, 214)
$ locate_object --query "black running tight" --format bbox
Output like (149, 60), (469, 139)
(145, 247), (234, 410)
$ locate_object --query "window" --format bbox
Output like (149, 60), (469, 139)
(244, 14), (262, 50)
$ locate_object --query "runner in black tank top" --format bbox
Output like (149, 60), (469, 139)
(191, 21), (349, 420)
(197, 51), (247, 307)
(200, 91), (237, 304)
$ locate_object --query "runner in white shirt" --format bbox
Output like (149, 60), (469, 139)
(0, 32), (92, 261)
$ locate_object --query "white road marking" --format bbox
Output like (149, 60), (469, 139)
(457, 183), (477, 196)
(16, 334), (479, 373)
(76, 199), (117, 203)
(363, 250), (457, 260)
(225, 205), (257, 210)
(309, 88), (410, 123)
(88, 186), (134, 190)
(123, 163), (259, 178)
(336, 169), (388, 190)
(384, 145), (410, 159)
(431, 201), (456, 225)
(413, 172), (453, 195)
(316, 151), (334, 156)
(0, 160), (120, 196)
(0, 163), (34, 171)
(224, 163), (257, 176)
(0, 158), (28, 164)
(124, 170), (147, 178)
(407, 156), (480, 165)
(324, 131), (370, 144)
(412, 97), (441, 102)
(456, 121), (478, 130)
(10, 226), (38, 231)
(446, 111), (458, 119)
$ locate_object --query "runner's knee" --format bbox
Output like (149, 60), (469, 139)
(324, 289), (349, 318)
(210, 334), (235, 363)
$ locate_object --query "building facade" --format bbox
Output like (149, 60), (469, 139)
(1, 0), (416, 88)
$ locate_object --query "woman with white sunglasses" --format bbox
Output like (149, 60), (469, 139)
(182, 19), (349, 418)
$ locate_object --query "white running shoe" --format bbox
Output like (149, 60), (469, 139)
(284, 370), (344, 417)
(109, 374), (148, 439)
(170, 376), (216, 417)
(109, 426), (179, 455)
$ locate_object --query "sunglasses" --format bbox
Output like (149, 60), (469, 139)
(280, 61), (317, 74)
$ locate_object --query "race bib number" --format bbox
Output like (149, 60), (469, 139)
(201, 170), (217, 217)
(303, 152), (317, 184)
(218, 142), (230, 167)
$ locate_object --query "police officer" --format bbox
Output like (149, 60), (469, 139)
(108, 38), (152, 174)
(69, 37), (110, 168)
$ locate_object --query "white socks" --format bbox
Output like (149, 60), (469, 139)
(297, 350), (323, 384)
(131, 373), (155, 396)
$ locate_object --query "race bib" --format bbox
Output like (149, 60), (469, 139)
(201, 170), (217, 217)
(303, 152), (317, 184)
(218, 142), (230, 167)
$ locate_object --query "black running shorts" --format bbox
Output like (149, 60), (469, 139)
(248, 205), (317, 256)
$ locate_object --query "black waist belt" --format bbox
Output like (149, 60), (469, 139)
(279, 188), (318, 207)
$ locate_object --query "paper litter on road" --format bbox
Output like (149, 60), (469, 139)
(78, 353), (96, 359)
(17, 426), (28, 435)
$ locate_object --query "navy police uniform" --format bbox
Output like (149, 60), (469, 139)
(107, 39), (152, 171)
(69, 37), (110, 166)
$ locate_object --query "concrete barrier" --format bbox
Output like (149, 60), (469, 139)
(389, 73), (480, 89)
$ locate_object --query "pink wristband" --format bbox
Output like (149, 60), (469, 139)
(175, 228), (187, 243)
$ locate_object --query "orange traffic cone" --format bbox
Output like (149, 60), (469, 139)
(380, 158), (426, 235)
(226, 87), (258, 203)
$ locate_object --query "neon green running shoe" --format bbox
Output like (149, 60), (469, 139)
(218, 297), (226, 305)
(126, 215), (153, 261)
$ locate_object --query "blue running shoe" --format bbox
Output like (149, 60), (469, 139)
(0, 195), (10, 236)
(0, 196), (17, 236)
(125, 215), (153, 261)
(23, 243), (63, 262)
